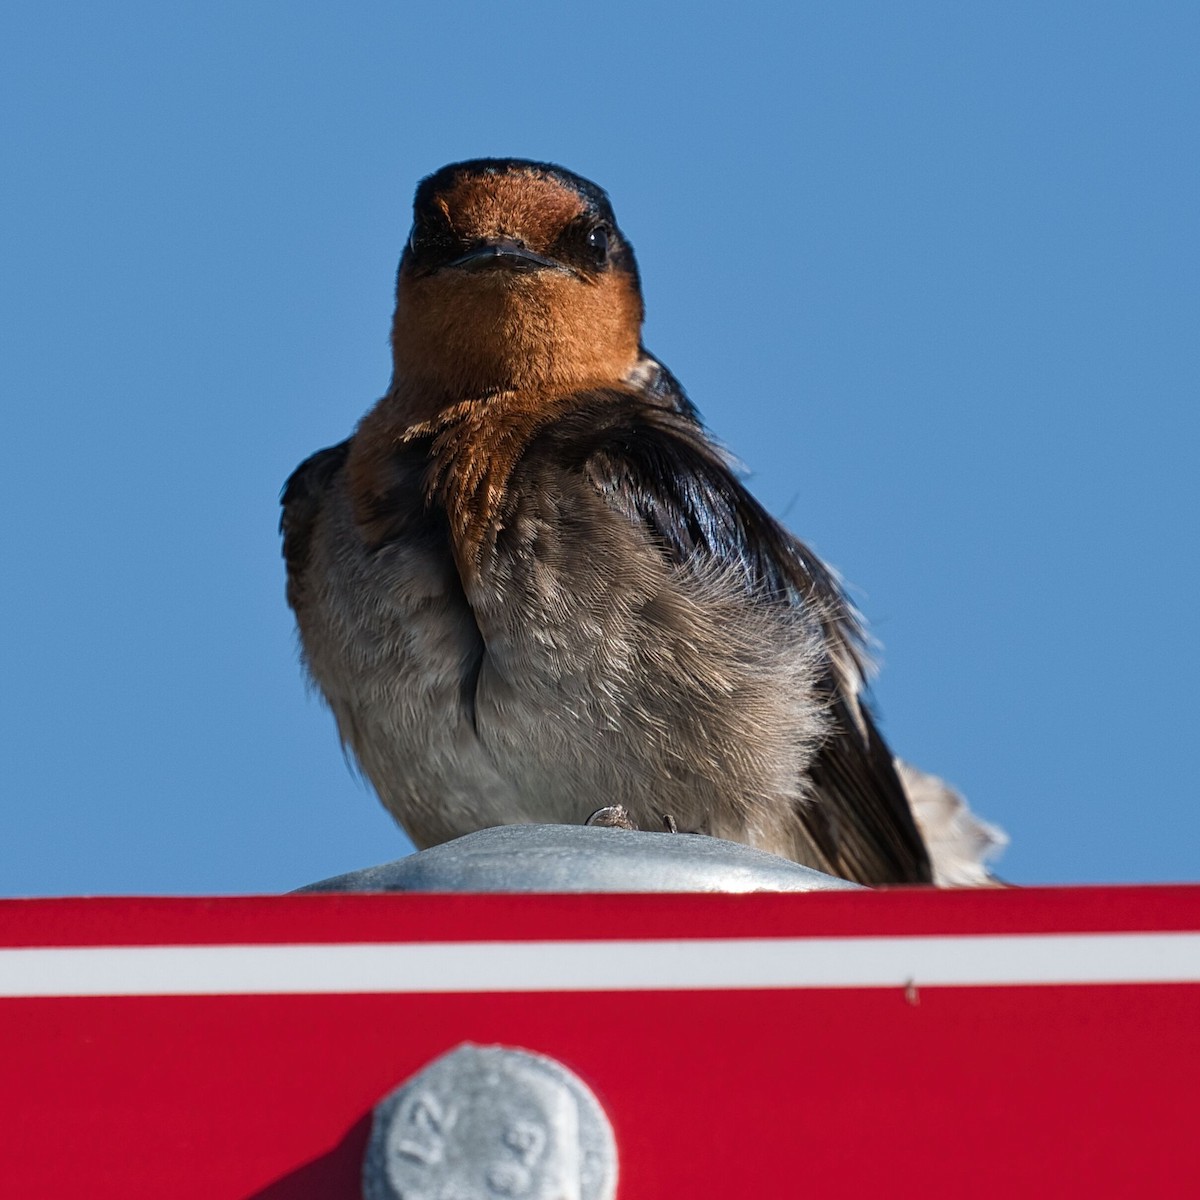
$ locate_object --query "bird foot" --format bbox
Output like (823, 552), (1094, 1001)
(584, 807), (682, 833)
(585, 805), (637, 831)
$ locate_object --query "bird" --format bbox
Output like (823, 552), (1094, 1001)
(282, 157), (993, 886)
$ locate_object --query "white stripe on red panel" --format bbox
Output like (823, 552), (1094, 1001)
(0, 932), (1198, 997)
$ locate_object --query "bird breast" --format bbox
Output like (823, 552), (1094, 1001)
(297, 392), (832, 858)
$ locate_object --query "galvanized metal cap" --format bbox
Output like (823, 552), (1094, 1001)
(299, 824), (861, 894)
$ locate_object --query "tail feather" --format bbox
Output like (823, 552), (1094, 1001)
(895, 759), (1008, 888)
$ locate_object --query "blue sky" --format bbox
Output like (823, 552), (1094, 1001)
(3, 2), (1197, 894)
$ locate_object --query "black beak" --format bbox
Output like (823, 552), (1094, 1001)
(446, 238), (564, 274)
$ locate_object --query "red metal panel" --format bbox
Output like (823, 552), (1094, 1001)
(6, 884), (1200, 946)
(3, 887), (1199, 1198)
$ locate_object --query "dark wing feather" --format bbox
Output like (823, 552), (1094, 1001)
(543, 387), (931, 885)
(280, 440), (350, 611)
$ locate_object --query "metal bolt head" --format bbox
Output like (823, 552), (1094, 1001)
(364, 1044), (617, 1200)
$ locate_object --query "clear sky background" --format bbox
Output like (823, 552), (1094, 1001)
(3, 2), (1197, 895)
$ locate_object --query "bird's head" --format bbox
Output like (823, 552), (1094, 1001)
(390, 159), (644, 399)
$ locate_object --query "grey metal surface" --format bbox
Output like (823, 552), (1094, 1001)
(363, 1043), (617, 1200)
(300, 823), (862, 894)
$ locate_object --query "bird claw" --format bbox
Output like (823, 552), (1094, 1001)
(585, 805), (637, 831)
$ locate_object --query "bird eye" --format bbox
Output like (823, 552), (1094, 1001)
(586, 224), (610, 264)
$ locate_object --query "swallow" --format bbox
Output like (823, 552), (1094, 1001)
(282, 158), (982, 885)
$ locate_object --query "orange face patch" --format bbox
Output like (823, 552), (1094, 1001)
(429, 168), (590, 255)
(391, 265), (642, 403)
(390, 167), (643, 401)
